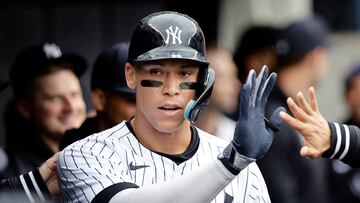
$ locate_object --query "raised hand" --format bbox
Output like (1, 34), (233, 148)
(279, 87), (331, 159)
(218, 65), (284, 174)
(233, 66), (284, 159)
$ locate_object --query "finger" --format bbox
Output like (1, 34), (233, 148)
(296, 92), (313, 115)
(255, 65), (269, 106)
(239, 69), (256, 118)
(249, 70), (257, 107)
(279, 111), (304, 131)
(239, 81), (251, 118)
(309, 86), (319, 112)
(301, 146), (321, 159)
(259, 72), (277, 108)
(244, 69), (255, 87)
(270, 106), (286, 129)
(300, 146), (309, 157)
(286, 97), (309, 121)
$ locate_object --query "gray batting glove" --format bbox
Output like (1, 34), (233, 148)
(218, 66), (284, 175)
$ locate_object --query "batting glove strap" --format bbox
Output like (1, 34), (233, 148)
(218, 143), (256, 175)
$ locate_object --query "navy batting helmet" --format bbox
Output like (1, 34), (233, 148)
(0, 81), (8, 92)
(128, 11), (214, 122)
(91, 42), (135, 95)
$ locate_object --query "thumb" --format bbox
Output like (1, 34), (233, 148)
(300, 146), (321, 159)
(269, 106), (286, 129)
(300, 146), (309, 157)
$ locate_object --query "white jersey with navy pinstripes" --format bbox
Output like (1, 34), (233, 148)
(58, 120), (270, 203)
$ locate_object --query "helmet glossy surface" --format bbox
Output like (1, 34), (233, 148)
(128, 11), (208, 65)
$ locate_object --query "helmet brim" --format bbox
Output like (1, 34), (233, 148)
(131, 45), (208, 65)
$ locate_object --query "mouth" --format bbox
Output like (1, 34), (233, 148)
(158, 103), (183, 117)
(158, 104), (182, 111)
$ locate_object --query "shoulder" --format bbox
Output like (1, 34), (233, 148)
(62, 121), (130, 151)
(60, 122), (93, 150)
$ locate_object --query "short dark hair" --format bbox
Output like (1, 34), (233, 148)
(234, 26), (280, 82)
(91, 42), (135, 95)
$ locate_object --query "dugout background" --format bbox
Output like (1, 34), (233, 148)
(0, 0), (360, 147)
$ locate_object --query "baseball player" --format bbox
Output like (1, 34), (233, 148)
(4, 43), (87, 177)
(0, 82), (59, 203)
(280, 86), (360, 168)
(58, 11), (283, 203)
(59, 42), (136, 150)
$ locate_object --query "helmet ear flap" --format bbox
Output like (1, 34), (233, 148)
(184, 67), (215, 122)
(195, 64), (210, 98)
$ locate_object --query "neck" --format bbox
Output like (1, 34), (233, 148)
(195, 106), (221, 135)
(97, 114), (116, 131)
(278, 64), (314, 98)
(131, 115), (192, 155)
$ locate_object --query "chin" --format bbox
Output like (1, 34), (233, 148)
(153, 119), (186, 134)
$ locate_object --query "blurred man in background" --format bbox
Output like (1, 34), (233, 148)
(344, 64), (360, 127)
(195, 45), (241, 141)
(326, 64), (360, 202)
(229, 25), (280, 121)
(2, 43), (87, 177)
(0, 80), (60, 202)
(257, 17), (331, 203)
(234, 25), (280, 84)
(60, 42), (136, 150)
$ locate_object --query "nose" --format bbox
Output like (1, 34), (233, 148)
(62, 96), (74, 112)
(162, 74), (180, 96)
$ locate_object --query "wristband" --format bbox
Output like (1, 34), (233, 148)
(218, 143), (255, 175)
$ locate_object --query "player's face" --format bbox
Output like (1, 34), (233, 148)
(129, 59), (199, 133)
(346, 75), (360, 123)
(102, 91), (136, 128)
(28, 69), (86, 139)
(208, 50), (241, 113)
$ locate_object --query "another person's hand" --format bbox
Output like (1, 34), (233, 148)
(279, 87), (331, 159)
(39, 152), (60, 197)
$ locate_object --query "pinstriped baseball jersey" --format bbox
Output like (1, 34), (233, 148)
(58, 120), (270, 203)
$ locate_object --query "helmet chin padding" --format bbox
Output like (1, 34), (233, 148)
(184, 68), (215, 122)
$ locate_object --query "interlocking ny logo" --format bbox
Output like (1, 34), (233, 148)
(165, 26), (182, 45)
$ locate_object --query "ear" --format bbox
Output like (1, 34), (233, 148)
(91, 88), (106, 112)
(125, 63), (136, 89)
(16, 99), (31, 119)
